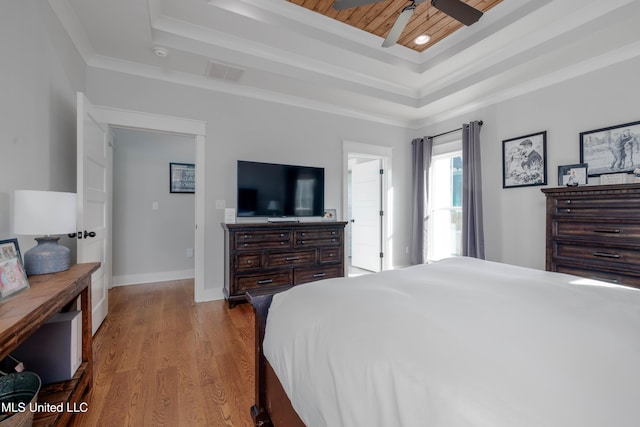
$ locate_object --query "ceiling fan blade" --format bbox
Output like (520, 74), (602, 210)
(333, 0), (384, 11)
(431, 0), (483, 26)
(382, 5), (415, 48)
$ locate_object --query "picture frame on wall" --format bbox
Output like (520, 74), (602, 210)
(0, 238), (30, 299)
(502, 131), (547, 188)
(170, 162), (195, 193)
(580, 120), (640, 177)
(558, 163), (588, 186)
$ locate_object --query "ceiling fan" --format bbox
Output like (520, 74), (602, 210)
(333, 0), (483, 47)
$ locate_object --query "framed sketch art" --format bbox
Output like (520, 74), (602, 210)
(502, 131), (547, 188)
(580, 120), (640, 177)
(0, 239), (29, 299)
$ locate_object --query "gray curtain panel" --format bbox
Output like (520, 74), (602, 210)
(462, 121), (485, 259)
(410, 137), (433, 265)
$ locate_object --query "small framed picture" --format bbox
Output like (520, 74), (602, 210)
(502, 131), (547, 188)
(0, 239), (30, 299)
(580, 120), (640, 177)
(170, 163), (195, 193)
(558, 163), (588, 186)
(322, 209), (336, 221)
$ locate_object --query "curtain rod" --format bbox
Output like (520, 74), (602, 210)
(428, 120), (483, 139)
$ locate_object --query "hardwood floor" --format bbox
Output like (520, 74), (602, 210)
(69, 280), (255, 427)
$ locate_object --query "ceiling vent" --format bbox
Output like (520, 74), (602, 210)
(206, 60), (245, 82)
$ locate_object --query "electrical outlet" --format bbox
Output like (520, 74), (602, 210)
(186, 248), (194, 258)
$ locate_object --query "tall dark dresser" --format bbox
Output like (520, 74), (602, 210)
(542, 183), (640, 289)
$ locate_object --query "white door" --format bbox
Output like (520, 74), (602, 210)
(351, 159), (382, 272)
(77, 92), (111, 334)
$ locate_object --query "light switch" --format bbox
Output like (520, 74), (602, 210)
(152, 201), (159, 210)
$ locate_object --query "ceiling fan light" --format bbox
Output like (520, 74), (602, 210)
(414, 34), (431, 45)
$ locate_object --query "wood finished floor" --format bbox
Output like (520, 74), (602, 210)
(69, 280), (255, 427)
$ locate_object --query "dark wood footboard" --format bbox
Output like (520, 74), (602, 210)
(246, 286), (305, 427)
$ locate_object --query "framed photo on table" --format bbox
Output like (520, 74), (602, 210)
(0, 238), (30, 299)
(502, 131), (547, 188)
(580, 120), (640, 177)
(558, 163), (588, 186)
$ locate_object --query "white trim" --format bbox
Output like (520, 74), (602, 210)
(94, 106), (210, 302)
(113, 269), (195, 287)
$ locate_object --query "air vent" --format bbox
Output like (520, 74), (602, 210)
(206, 60), (245, 82)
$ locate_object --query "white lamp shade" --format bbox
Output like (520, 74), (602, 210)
(13, 190), (77, 236)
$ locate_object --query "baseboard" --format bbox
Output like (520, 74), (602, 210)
(112, 269), (195, 287)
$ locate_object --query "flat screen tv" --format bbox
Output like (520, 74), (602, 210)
(237, 160), (324, 218)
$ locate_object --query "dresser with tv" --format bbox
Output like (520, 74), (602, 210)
(221, 221), (347, 307)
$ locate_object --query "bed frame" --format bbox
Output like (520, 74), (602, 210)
(246, 287), (306, 427)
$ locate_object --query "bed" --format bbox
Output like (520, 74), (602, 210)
(246, 257), (640, 427)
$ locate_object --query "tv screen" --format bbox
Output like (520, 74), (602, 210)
(237, 161), (324, 217)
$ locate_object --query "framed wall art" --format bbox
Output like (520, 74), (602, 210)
(558, 163), (588, 186)
(502, 131), (547, 188)
(580, 120), (640, 177)
(0, 238), (30, 299)
(170, 162), (195, 193)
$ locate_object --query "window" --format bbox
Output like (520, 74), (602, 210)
(427, 150), (462, 261)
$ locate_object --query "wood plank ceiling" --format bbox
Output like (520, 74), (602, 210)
(287, 0), (504, 52)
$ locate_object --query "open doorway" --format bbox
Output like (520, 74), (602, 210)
(110, 128), (195, 286)
(343, 142), (392, 277)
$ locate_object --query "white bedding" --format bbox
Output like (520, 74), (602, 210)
(263, 257), (640, 427)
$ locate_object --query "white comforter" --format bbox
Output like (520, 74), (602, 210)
(263, 257), (640, 427)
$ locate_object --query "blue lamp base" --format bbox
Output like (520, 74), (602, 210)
(23, 237), (71, 275)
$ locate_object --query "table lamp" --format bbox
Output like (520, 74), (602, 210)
(13, 190), (77, 275)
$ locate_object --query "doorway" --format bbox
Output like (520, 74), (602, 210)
(343, 141), (392, 276)
(93, 106), (209, 302)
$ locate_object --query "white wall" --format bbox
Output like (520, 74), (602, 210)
(415, 55), (640, 270)
(0, 1), (84, 255)
(86, 68), (411, 293)
(111, 128), (195, 285)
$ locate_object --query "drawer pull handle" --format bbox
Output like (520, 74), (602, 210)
(564, 208), (571, 213)
(301, 232), (306, 236)
(591, 276), (620, 284)
(257, 279), (273, 285)
(331, 238), (336, 242)
(280, 241), (285, 245)
(280, 233), (285, 237)
(593, 252), (621, 259)
(247, 260), (253, 265)
(285, 257), (300, 261)
(312, 273), (327, 278)
(593, 228), (622, 234)
(243, 234), (250, 239)
(243, 243), (248, 247)
(565, 200), (572, 204)
(300, 240), (305, 244)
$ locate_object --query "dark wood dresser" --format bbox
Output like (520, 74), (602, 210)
(542, 183), (640, 289)
(221, 221), (347, 306)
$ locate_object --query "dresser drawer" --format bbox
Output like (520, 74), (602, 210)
(235, 253), (261, 270)
(554, 220), (640, 240)
(266, 250), (316, 268)
(235, 230), (291, 250)
(294, 232), (342, 247)
(555, 265), (640, 289)
(554, 196), (640, 218)
(236, 271), (292, 292)
(555, 242), (640, 265)
(320, 247), (342, 263)
(294, 265), (343, 285)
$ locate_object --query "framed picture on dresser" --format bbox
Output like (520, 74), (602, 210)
(580, 120), (640, 176)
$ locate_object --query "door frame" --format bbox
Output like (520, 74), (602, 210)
(94, 106), (210, 302)
(342, 141), (392, 271)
